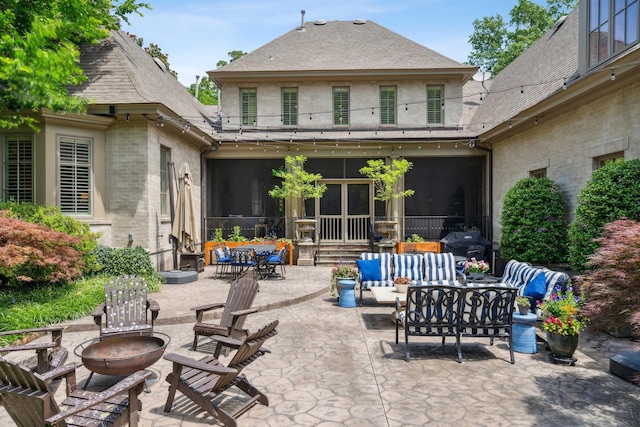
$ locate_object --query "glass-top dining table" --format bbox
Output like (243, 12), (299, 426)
(228, 245), (278, 281)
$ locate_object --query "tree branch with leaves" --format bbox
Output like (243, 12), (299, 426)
(268, 155), (326, 218)
(359, 158), (414, 219)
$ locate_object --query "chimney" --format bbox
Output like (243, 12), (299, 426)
(300, 10), (306, 30)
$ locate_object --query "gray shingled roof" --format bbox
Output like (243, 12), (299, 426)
(470, 9), (579, 132)
(70, 30), (215, 134)
(211, 20), (475, 75)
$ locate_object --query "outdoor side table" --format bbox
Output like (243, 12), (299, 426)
(512, 312), (538, 353)
(338, 279), (357, 308)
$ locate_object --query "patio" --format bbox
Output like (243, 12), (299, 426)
(1, 264), (638, 426)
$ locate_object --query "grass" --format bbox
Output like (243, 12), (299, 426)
(0, 275), (162, 346)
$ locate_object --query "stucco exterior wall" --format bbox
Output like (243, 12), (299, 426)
(492, 80), (640, 241)
(220, 79), (464, 130)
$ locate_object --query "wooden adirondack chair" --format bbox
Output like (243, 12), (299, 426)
(0, 326), (68, 375)
(92, 275), (160, 339)
(163, 320), (279, 427)
(191, 277), (259, 351)
(0, 357), (150, 426)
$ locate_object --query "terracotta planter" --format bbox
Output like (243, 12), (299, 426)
(396, 242), (442, 254)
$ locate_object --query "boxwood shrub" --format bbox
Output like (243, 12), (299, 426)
(500, 177), (567, 264)
(568, 159), (640, 271)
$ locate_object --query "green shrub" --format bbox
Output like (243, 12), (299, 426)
(0, 201), (100, 274)
(95, 245), (155, 275)
(0, 214), (84, 287)
(500, 177), (567, 264)
(406, 234), (425, 242)
(227, 225), (247, 242)
(568, 159), (640, 271)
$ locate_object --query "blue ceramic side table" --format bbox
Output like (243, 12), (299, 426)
(338, 279), (357, 308)
(512, 312), (538, 353)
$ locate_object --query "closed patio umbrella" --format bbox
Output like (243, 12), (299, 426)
(171, 163), (198, 254)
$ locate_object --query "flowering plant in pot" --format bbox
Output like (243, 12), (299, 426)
(463, 258), (490, 276)
(330, 264), (358, 297)
(394, 276), (411, 293)
(539, 283), (588, 361)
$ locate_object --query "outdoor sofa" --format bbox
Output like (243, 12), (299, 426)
(356, 252), (464, 303)
(498, 259), (570, 317)
(395, 282), (518, 363)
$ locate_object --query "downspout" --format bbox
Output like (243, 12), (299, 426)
(200, 142), (220, 249)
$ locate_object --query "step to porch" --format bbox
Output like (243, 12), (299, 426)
(315, 243), (371, 266)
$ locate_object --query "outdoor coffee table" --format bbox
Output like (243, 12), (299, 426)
(370, 287), (408, 324)
(370, 286), (406, 304)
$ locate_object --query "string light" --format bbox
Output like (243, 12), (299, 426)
(520, 86), (524, 94)
(125, 113), (130, 122)
(437, 143), (440, 149)
(611, 68), (616, 81)
(535, 116), (538, 125)
(563, 78), (567, 90)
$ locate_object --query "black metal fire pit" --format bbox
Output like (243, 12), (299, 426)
(75, 333), (170, 389)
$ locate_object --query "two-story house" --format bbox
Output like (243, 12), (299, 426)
(207, 18), (488, 257)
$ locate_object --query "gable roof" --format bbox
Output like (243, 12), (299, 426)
(70, 30), (216, 135)
(469, 9), (580, 133)
(210, 19), (475, 81)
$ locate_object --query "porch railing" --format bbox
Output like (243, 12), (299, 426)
(204, 215), (490, 243)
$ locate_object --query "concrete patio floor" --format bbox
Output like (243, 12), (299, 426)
(1, 264), (639, 426)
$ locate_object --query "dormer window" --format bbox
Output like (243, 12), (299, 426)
(588, 0), (639, 67)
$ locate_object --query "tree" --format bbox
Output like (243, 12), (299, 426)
(0, 0), (150, 130)
(359, 158), (414, 219)
(468, 0), (577, 75)
(269, 155), (327, 218)
(188, 76), (218, 105)
(130, 34), (178, 79)
(216, 50), (247, 68)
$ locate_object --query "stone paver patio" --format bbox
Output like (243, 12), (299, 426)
(1, 265), (638, 426)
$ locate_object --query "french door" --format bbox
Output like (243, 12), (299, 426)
(317, 180), (371, 242)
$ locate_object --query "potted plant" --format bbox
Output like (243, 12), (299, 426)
(539, 283), (587, 363)
(359, 158), (414, 245)
(394, 276), (411, 293)
(516, 296), (532, 315)
(330, 264), (359, 297)
(269, 155), (327, 240)
(463, 257), (490, 278)
(397, 234), (442, 254)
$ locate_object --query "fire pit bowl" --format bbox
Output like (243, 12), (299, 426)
(75, 333), (170, 377)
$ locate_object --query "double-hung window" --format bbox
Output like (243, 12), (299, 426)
(160, 146), (170, 216)
(3, 135), (33, 202)
(427, 85), (444, 125)
(589, 0), (639, 67)
(241, 88), (257, 126)
(380, 86), (397, 125)
(59, 137), (91, 215)
(333, 87), (349, 126)
(282, 88), (298, 126)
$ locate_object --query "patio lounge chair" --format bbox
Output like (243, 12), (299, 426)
(191, 276), (259, 351)
(0, 326), (68, 375)
(163, 320), (279, 427)
(0, 357), (150, 426)
(92, 275), (160, 339)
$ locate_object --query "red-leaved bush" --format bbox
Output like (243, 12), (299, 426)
(0, 212), (84, 287)
(577, 218), (640, 335)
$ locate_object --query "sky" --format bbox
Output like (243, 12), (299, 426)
(125, 0), (549, 87)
